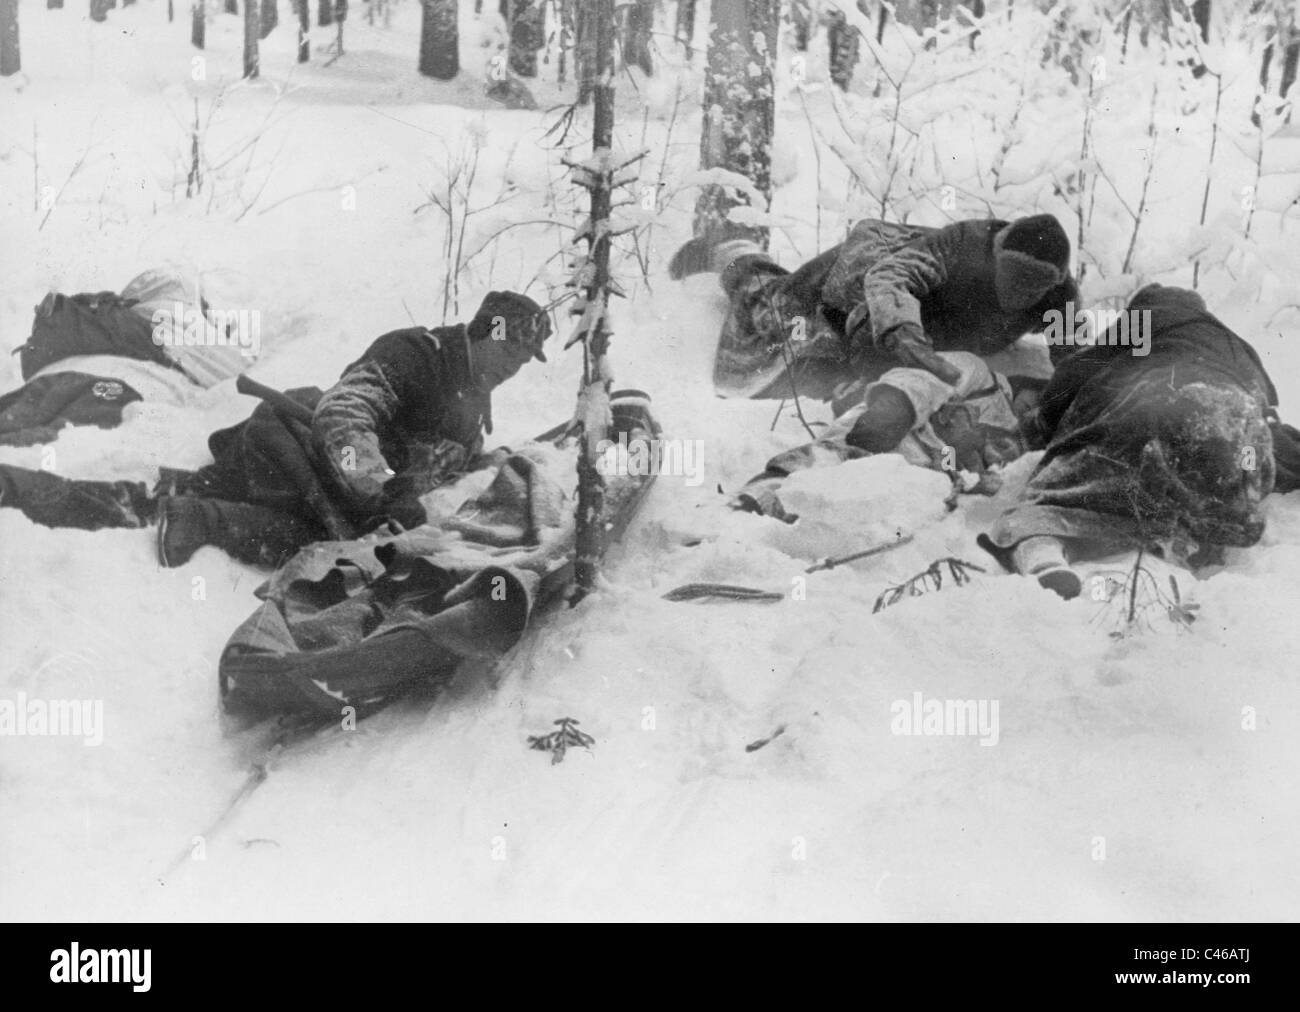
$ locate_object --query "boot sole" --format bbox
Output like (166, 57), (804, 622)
(1036, 567), (1082, 600)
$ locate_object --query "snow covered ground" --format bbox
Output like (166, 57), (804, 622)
(1, 2), (1299, 921)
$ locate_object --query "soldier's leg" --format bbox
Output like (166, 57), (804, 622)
(0, 464), (154, 530)
(156, 496), (322, 569)
(1010, 535), (1082, 599)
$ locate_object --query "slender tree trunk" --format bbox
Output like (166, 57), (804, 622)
(48, 0), (64, 8)
(676, 0), (694, 50)
(260, 0), (277, 36)
(90, 0), (109, 22)
(504, 0), (543, 77)
(790, 0), (810, 51)
(0, 0), (18, 76)
(225, 0), (237, 14)
(571, 0), (617, 603)
(694, 0), (779, 248)
(192, 0), (206, 47)
(575, 0), (597, 102)
(318, 0), (332, 25)
(827, 7), (860, 91)
(244, 0), (259, 77)
(419, 0), (459, 78)
(621, 0), (653, 75)
(295, 0), (309, 61)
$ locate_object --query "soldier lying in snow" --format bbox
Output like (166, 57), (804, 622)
(0, 268), (254, 447)
(732, 351), (1041, 519)
(0, 291), (553, 568)
(978, 284), (1300, 599)
(670, 214), (1078, 400)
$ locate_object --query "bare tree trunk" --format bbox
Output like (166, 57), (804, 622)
(827, 6), (861, 91)
(503, 0), (543, 77)
(48, 0), (64, 8)
(0, 0), (18, 76)
(295, 0), (309, 60)
(575, 0), (597, 103)
(90, 0), (110, 22)
(244, 0), (259, 77)
(675, 0), (695, 50)
(318, 0), (332, 25)
(790, 0), (810, 51)
(225, 0), (237, 14)
(192, 0), (206, 47)
(693, 0), (779, 248)
(419, 0), (459, 78)
(621, 0), (654, 75)
(260, 0), (277, 36)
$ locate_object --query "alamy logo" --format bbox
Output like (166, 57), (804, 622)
(595, 431), (705, 487)
(1042, 300), (1151, 357)
(49, 943), (151, 991)
(0, 692), (103, 746)
(890, 692), (1000, 746)
(151, 302), (261, 359)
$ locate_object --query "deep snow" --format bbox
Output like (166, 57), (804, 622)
(1, 1), (1298, 921)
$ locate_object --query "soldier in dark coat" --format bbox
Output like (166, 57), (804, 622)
(671, 214), (1079, 400)
(978, 284), (1300, 598)
(0, 291), (552, 569)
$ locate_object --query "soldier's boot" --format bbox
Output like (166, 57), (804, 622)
(156, 495), (317, 568)
(1011, 535), (1082, 600)
(669, 234), (783, 287)
(0, 463), (155, 530)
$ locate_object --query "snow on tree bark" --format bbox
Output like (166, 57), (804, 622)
(419, 0), (459, 79)
(502, 0), (544, 78)
(676, 0), (695, 50)
(827, 4), (863, 91)
(570, 0), (618, 603)
(693, 0), (778, 249)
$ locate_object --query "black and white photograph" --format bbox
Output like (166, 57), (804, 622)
(0, 0), (1295, 938)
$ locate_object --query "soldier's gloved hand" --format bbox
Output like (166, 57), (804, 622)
(880, 323), (962, 386)
(369, 474), (430, 533)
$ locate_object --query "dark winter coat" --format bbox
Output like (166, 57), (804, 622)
(717, 218), (1079, 399)
(981, 285), (1300, 565)
(791, 218), (1079, 359)
(312, 325), (491, 519)
(0, 372), (143, 447)
(16, 291), (177, 380)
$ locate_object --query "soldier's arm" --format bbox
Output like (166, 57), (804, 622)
(844, 230), (958, 383)
(312, 339), (412, 512)
(851, 233), (949, 350)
